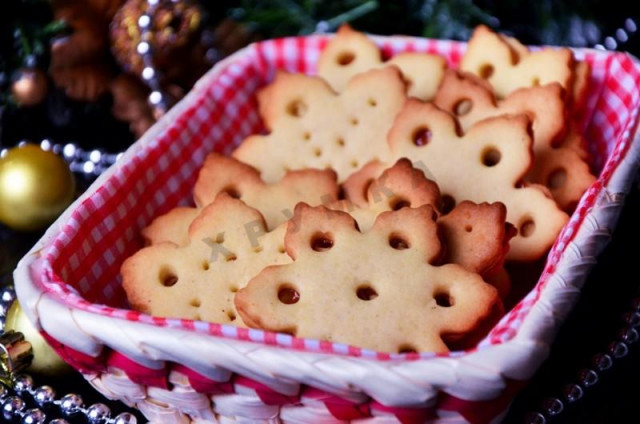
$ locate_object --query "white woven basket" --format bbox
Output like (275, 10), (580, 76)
(13, 33), (640, 424)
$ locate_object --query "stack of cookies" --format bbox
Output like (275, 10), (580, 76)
(121, 25), (596, 354)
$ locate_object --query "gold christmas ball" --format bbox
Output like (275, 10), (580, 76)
(11, 68), (49, 107)
(5, 301), (73, 376)
(0, 144), (75, 231)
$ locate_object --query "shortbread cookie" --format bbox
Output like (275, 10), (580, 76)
(236, 203), (500, 353)
(317, 24), (447, 101)
(484, 267), (511, 301)
(232, 67), (407, 182)
(570, 60), (591, 118)
(337, 158), (440, 230)
(434, 70), (566, 151)
(387, 100), (569, 261)
(500, 30), (591, 113)
(462, 26), (592, 159)
(433, 70), (594, 211)
(528, 143), (596, 212)
(559, 123), (590, 161)
(338, 158), (512, 278)
(142, 153), (340, 246)
(142, 207), (200, 246)
(460, 25), (574, 100)
(437, 200), (514, 279)
(122, 194), (290, 325)
(195, 152), (340, 229)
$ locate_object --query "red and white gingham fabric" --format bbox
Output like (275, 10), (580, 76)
(20, 34), (640, 423)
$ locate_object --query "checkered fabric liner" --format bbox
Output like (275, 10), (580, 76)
(37, 34), (640, 362)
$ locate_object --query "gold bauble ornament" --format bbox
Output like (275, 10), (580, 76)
(0, 144), (75, 231)
(5, 301), (73, 376)
(11, 68), (49, 107)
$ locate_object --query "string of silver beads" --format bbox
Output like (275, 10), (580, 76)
(0, 140), (122, 177)
(524, 298), (640, 424)
(0, 286), (138, 424)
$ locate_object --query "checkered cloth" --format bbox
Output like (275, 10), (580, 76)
(38, 35), (640, 361)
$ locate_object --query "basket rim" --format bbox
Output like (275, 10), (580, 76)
(13, 32), (640, 407)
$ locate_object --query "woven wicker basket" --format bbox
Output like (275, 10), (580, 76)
(14, 34), (640, 424)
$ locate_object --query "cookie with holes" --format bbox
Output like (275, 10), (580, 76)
(438, 201), (515, 299)
(142, 153), (340, 246)
(434, 70), (567, 151)
(317, 24), (447, 101)
(528, 141), (596, 212)
(387, 100), (569, 262)
(232, 66), (407, 183)
(460, 25), (575, 100)
(122, 194), (291, 325)
(497, 28), (591, 114)
(433, 70), (595, 212)
(336, 158), (441, 230)
(142, 206), (201, 246)
(570, 60), (591, 119)
(195, 152), (340, 229)
(337, 158), (514, 286)
(235, 203), (501, 353)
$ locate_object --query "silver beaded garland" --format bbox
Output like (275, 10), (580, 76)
(2, 396), (26, 420)
(620, 326), (639, 344)
(45, 140), (121, 177)
(132, 0), (218, 113)
(562, 383), (584, 403)
(137, 0), (167, 112)
(87, 403), (111, 424)
(32, 386), (56, 406)
(625, 311), (640, 327)
(13, 374), (34, 393)
(0, 288), (15, 304)
(592, 352), (613, 371)
(0, 287), (138, 424)
(59, 393), (84, 415)
(113, 413), (138, 424)
(0, 13), (638, 424)
(0, 139), (122, 178)
(578, 368), (599, 387)
(608, 340), (629, 358)
(526, 292), (640, 420)
(594, 17), (637, 50)
(22, 408), (46, 424)
(524, 411), (547, 424)
(541, 397), (564, 416)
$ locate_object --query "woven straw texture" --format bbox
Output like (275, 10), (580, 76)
(14, 34), (640, 424)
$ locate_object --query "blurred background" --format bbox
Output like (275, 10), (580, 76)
(0, 1), (639, 424)
(1, 0), (639, 154)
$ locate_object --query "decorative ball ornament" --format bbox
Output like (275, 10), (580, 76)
(11, 69), (49, 107)
(0, 144), (75, 231)
(110, 0), (203, 76)
(109, 0), (215, 115)
(4, 302), (72, 377)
